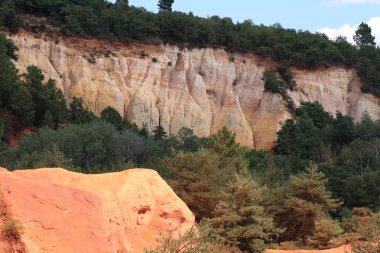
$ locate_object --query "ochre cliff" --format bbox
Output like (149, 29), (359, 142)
(0, 167), (194, 253)
(265, 245), (352, 253)
(9, 32), (380, 149)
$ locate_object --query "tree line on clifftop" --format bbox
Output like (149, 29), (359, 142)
(0, 0), (380, 96)
(1, 34), (380, 252)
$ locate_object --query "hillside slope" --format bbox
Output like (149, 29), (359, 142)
(9, 32), (380, 149)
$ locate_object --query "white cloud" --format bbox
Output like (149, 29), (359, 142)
(316, 17), (380, 45)
(326, 0), (380, 6)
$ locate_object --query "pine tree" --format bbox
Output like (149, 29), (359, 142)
(275, 163), (342, 248)
(68, 97), (96, 124)
(101, 106), (123, 130)
(115, 0), (128, 9)
(9, 85), (34, 128)
(165, 149), (226, 220)
(157, 0), (174, 12)
(0, 35), (19, 109)
(45, 79), (67, 129)
(153, 125), (168, 141)
(354, 22), (376, 48)
(209, 173), (281, 253)
(210, 126), (248, 173)
(22, 66), (47, 127)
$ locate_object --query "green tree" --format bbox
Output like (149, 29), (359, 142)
(209, 174), (281, 252)
(209, 126), (248, 173)
(153, 125), (168, 141)
(15, 121), (116, 172)
(9, 85), (34, 128)
(100, 106), (123, 130)
(165, 150), (226, 220)
(22, 66), (49, 127)
(157, 0), (174, 12)
(275, 163), (342, 248)
(15, 145), (73, 169)
(68, 97), (97, 124)
(353, 22), (376, 48)
(22, 66), (67, 128)
(45, 79), (67, 129)
(0, 35), (19, 109)
(110, 130), (145, 164)
(115, 0), (128, 8)
(263, 70), (282, 93)
(0, 0), (22, 32)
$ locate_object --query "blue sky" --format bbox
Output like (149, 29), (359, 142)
(128, 0), (380, 44)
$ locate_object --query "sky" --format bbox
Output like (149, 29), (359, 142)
(128, 0), (380, 44)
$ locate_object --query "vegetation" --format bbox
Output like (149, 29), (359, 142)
(144, 225), (239, 253)
(2, 219), (24, 241)
(274, 164), (342, 248)
(263, 67), (296, 112)
(209, 174), (281, 252)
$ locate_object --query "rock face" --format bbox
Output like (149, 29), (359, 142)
(265, 245), (352, 253)
(9, 32), (380, 149)
(0, 167), (194, 253)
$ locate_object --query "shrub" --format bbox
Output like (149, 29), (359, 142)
(2, 219), (24, 240)
(144, 225), (240, 253)
(263, 70), (282, 93)
(139, 50), (148, 58)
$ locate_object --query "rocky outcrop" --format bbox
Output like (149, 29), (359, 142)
(9, 32), (380, 149)
(265, 245), (352, 253)
(0, 167), (194, 253)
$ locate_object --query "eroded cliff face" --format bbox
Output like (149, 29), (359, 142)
(9, 32), (380, 149)
(0, 167), (194, 253)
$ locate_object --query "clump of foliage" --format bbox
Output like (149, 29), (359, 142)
(354, 23), (380, 97)
(144, 225), (239, 253)
(263, 66), (296, 112)
(341, 208), (380, 253)
(0, 0), (21, 32)
(153, 125), (168, 141)
(209, 174), (281, 252)
(165, 149), (228, 220)
(2, 219), (24, 241)
(68, 97), (96, 125)
(274, 163), (342, 248)
(263, 70), (283, 93)
(101, 106), (124, 130)
(263, 66), (295, 93)
(0, 34), (66, 130)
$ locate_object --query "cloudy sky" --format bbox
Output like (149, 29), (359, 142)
(129, 0), (380, 44)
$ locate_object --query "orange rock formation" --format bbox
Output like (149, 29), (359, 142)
(265, 245), (352, 253)
(0, 167), (194, 253)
